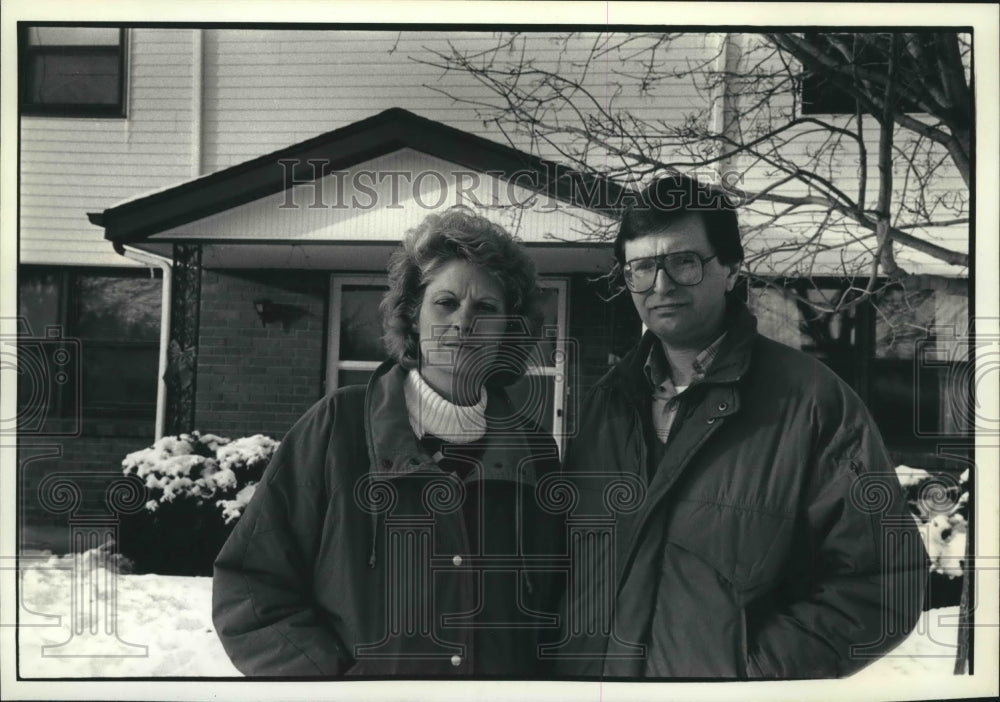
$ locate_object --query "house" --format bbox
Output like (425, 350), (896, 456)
(87, 106), (636, 449)
(17, 27), (971, 551)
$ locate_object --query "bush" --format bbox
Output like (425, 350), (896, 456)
(117, 431), (278, 575)
(895, 465), (970, 610)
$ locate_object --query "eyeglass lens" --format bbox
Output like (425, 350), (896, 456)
(626, 253), (704, 290)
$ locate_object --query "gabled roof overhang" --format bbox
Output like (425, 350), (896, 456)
(89, 107), (632, 251)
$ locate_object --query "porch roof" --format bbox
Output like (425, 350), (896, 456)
(88, 107), (630, 250)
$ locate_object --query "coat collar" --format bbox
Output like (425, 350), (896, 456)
(363, 360), (548, 485)
(603, 296), (759, 403)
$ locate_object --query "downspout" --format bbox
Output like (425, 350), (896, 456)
(191, 29), (204, 178)
(119, 245), (172, 440)
(106, 30), (201, 438)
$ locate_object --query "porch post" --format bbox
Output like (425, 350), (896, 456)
(164, 243), (202, 435)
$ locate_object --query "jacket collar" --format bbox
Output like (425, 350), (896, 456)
(363, 360), (546, 484)
(603, 296), (758, 403)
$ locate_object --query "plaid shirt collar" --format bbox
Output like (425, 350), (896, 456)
(643, 332), (727, 400)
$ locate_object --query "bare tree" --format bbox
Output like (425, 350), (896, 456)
(415, 31), (971, 314)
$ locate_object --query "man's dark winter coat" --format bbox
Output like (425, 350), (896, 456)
(551, 300), (928, 679)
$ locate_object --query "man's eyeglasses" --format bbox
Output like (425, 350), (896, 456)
(622, 252), (718, 293)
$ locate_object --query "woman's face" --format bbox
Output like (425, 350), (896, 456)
(416, 259), (508, 405)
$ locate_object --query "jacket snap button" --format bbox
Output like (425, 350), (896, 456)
(450, 655), (462, 666)
(717, 402), (728, 411)
(707, 417), (716, 425)
(452, 555), (463, 566)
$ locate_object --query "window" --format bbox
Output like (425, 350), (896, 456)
(327, 275), (571, 455)
(800, 33), (923, 115)
(17, 266), (161, 431)
(20, 25), (127, 118)
(748, 281), (970, 461)
(503, 280), (570, 455)
(327, 276), (390, 390)
(871, 285), (971, 442)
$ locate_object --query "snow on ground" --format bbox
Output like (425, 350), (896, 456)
(17, 551), (239, 678)
(850, 605), (965, 678)
(16, 550), (962, 678)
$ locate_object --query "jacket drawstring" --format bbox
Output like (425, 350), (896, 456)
(368, 511), (378, 568)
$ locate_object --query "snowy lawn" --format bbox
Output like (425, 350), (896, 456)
(16, 550), (963, 678)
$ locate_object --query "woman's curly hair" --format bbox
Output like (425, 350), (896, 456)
(380, 207), (543, 384)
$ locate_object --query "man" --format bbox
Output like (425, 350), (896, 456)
(553, 174), (928, 679)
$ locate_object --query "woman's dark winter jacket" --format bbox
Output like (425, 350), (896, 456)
(551, 300), (929, 679)
(212, 361), (563, 677)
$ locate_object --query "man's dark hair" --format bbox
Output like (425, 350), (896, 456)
(614, 173), (744, 267)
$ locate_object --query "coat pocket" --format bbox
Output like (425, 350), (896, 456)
(646, 500), (791, 677)
(663, 499), (792, 592)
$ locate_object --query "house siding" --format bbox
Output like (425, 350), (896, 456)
(731, 34), (968, 277)
(20, 28), (967, 275)
(20, 28), (199, 266)
(201, 30), (710, 173)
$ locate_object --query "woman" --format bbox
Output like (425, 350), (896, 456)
(212, 207), (563, 677)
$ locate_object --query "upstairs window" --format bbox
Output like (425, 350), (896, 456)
(800, 33), (924, 115)
(20, 26), (127, 118)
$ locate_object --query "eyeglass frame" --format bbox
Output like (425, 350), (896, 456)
(621, 252), (719, 293)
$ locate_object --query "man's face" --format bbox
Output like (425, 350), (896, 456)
(623, 213), (738, 352)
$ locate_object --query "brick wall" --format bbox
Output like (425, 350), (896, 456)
(196, 269), (328, 440)
(19, 268), (642, 553)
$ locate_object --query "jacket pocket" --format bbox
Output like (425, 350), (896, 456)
(663, 499), (792, 592)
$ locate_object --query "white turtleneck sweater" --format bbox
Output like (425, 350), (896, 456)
(403, 369), (487, 444)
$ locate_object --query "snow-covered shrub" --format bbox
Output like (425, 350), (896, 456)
(895, 464), (970, 609)
(218, 483), (258, 526)
(122, 431), (278, 523)
(118, 431), (278, 575)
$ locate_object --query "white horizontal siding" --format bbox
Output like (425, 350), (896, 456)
(18, 240), (144, 267)
(19, 28), (198, 266)
(19, 27), (970, 281)
(201, 30), (708, 173)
